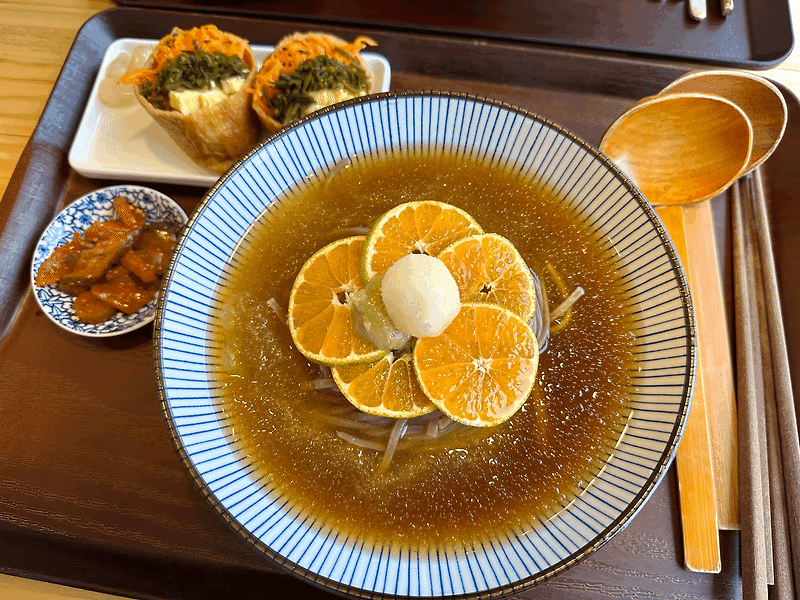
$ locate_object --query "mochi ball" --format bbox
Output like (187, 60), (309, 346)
(381, 254), (461, 338)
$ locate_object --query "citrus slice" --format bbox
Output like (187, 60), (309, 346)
(288, 236), (387, 365)
(437, 233), (536, 323)
(413, 302), (539, 427)
(361, 201), (483, 281)
(332, 353), (435, 418)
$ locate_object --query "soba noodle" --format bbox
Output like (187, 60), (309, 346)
(214, 152), (636, 544)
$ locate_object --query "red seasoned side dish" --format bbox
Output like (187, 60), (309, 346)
(35, 196), (179, 324)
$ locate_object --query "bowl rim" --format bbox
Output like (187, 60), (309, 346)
(154, 91), (695, 599)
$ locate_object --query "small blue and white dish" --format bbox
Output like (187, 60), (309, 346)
(31, 185), (187, 337)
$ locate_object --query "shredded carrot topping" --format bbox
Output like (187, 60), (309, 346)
(119, 25), (248, 85)
(251, 34), (376, 116)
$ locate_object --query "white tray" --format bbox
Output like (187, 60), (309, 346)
(68, 38), (392, 188)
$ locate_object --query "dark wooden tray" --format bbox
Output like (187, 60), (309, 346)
(2, 6), (799, 599)
(113, 0), (795, 69)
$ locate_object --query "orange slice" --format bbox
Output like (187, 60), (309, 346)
(288, 236), (387, 365)
(361, 201), (483, 282)
(437, 233), (536, 322)
(332, 353), (435, 418)
(413, 302), (539, 427)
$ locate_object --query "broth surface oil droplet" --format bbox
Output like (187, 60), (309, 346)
(215, 153), (636, 545)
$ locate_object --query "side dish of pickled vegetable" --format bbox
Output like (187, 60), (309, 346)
(35, 196), (180, 324)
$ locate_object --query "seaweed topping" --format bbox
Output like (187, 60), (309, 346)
(140, 48), (249, 110)
(265, 53), (368, 124)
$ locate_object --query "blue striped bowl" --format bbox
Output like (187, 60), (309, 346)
(154, 92), (694, 598)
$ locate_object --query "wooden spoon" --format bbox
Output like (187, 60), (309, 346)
(599, 74), (788, 575)
(600, 93), (752, 206)
(662, 71), (787, 171)
(599, 91), (753, 574)
(660, 70), (788, 586)
(659, 71), (788, 536)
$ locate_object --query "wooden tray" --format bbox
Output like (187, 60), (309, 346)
(114, 0), (795, 69)
(2, 7), (799, 599)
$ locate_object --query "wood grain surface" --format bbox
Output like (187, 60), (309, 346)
(682, 200), (740, 531)
(656, 204), (721, 574)
(2, 1), (800, 599)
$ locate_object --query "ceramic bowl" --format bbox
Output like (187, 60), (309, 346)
(155, 92), (694, 598)
(31, 184), (187, 337)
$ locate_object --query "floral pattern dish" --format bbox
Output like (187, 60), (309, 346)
(30, 185), (187, 337)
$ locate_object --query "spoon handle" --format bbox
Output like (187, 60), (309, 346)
(656, 204), (721, 573)
(682, 201), (739, 531)
(688, 0), (707, 20)
(721, 0), (734, 15)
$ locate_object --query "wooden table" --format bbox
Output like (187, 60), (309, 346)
(1, 1), (798, 599)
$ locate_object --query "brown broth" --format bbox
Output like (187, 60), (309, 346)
(213, 153), (636, 545)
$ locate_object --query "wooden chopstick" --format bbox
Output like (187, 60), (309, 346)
(731, 180), (769, 600)
(748, 168), (800, 588)
(748, 175), (795, 599)
(739, 179), (775, 585)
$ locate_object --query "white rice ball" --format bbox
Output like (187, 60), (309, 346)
(381, 254), (461, 338)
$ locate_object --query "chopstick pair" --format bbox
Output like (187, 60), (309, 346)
(731, 169), (800, 599)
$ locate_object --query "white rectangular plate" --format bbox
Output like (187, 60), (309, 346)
(68, 38), (392, 188)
